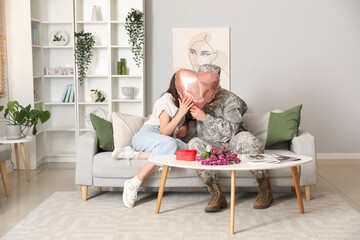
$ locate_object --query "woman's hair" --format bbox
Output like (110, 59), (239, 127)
(163, 73), (180, 108)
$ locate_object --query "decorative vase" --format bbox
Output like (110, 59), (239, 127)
(90, 93), (98, 102)
(121, 87), (135, 99)
(117, 58), (127, 75)
(6, 124), (22, 140)
(91, 6), (99, 21)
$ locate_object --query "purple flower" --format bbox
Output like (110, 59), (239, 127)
(206, 157), (211, 162)
(210, 155), (217, 161)
(221, 146), (227, 151)
(219, 154), (225, 160)
(196, 156), (203, 162)
(232, 153), (238, 159)
(210, 147), (217, 154)
(226, 153), (232, 160)
(235, 158), (241, 164)
(218, 150), (223, 156)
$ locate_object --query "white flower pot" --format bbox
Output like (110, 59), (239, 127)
(121, 87), (135, 99)
(90, 93), (98, 102)
(6, 124), (22, 140)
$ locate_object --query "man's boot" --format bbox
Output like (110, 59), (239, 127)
(204, 180), (228, 212)
(253, 177), (273, 209)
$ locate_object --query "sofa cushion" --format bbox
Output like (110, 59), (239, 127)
(111, 112), (146, 158)
(242, 112), (270, 146)
(93, 150), (295, 179)
(93, 152), (200, 179)
(242, 109), (282, 147)
(266, 104), (302, 148)
(90, 113), (114, 151)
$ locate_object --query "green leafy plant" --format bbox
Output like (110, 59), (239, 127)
(0, 101), (51, 136)
(90, 89), (105, 102)
(74, 30), (95, 86)
(125, 8), (144, 67)
(53, 35), (64, 41)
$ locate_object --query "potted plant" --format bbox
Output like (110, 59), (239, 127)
(74, 30), (95, 86)
(90, 89), (105, 102)
(125, 8), (144, 67)
(0, 101), (51, 139)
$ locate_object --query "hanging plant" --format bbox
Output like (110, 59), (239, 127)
(74, 30), (95, 86)
(125, 8), (144, 67)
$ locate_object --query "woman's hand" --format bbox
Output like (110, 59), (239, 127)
(176, 124), (188, 138)
(190, 105), (207, 121)
(178, 96), (194, 117)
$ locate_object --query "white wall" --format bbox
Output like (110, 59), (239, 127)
(145, 0), (360, 154)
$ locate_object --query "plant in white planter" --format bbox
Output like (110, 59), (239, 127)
(74, 30), (95, 86)
(125, 8), (144, 67)
(90, 89), (105, 102)
(0, 101), (51, 139)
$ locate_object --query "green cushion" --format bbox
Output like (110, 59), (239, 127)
(265, 104), (302, 148)
(90, 113), (114, 151)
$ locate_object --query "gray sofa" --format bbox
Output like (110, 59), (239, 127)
(76, 114), (317, 202)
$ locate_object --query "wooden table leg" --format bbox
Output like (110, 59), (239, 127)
(230, 170), (236, 235)
(0, 162), (10, 197)
(14, 143), (20, 176)
(82, 186), (88, 201)
(20, 143), (30, 182)
(155, 165), (169, 214)
(291, 166), (304, 214)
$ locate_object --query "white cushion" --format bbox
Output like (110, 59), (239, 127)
(111, 112), (146, 158)
(242, 109), (282, 146)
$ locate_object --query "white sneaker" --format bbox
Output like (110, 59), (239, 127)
(122, 179), (140, 208)
(112, 146), (139, 161)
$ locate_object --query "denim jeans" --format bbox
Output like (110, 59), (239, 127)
(132, 124), (188, 163)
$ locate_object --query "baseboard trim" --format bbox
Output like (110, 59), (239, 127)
(317, 153), (360, 160)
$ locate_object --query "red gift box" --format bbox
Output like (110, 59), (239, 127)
(176, 149), (197, 161)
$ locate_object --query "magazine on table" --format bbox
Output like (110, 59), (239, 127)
(242, 154), (301, 164)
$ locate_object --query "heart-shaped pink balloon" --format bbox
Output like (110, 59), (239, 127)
(175, 69), (220, 109)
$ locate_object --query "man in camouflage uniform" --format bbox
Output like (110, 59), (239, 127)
(188, 65), (273, 212)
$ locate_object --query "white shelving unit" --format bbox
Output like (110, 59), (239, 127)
(30, 0), (145, 164)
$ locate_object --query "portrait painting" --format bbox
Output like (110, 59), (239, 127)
(173, 27), (230, 90)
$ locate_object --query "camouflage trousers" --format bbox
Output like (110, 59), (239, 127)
(188, 131), (269, 183)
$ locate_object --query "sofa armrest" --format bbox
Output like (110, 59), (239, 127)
(290, 129), (317, 186)
(75, 131), (99, 186)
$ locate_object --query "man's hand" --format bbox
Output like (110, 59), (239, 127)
(176, 125), (188, 138)
(190, 106), (207, 121)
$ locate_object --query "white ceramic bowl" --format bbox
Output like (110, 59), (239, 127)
(121, 87), (135, 99)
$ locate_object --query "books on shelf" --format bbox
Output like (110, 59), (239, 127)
(69, 84), (74, 102)
(60, 84), (75, 103)
(31, 28), (39, 45)
(60, 85), (68, 102)
(242, 154), (300, 164)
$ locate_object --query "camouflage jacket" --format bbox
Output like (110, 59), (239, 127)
(196, 88), (248, 143)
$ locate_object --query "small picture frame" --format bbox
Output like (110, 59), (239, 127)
(50, 30), (68, 46)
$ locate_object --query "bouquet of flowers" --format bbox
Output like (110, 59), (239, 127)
(195, 146), (241, 165)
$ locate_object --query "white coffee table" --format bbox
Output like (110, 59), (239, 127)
(0, 136), (33, 182)
(148, 154), (313, 235)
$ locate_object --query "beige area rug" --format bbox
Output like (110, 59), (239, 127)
(1, 190), (360, 240)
